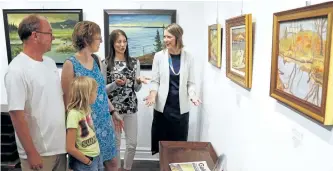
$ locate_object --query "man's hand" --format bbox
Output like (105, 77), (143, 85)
(27, 150), (43, 170)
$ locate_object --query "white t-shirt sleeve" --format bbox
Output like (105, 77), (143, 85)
(4, 69), (27, 111)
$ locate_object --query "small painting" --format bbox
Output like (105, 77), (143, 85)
(104, 9), (176, 70)
(3, 9), (83, 65)
(231, 25), (246, 76)
(208, 24), (222, 68)
(226, 14), (253, 89)
(270, 2), (333, 125)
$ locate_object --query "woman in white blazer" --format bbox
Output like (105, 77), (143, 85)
(145, 23), (201, 155)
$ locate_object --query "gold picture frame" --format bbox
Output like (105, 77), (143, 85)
(208, 24), (222, 68)
(226, 14), (253, 89)
(270, 2), (333, 125)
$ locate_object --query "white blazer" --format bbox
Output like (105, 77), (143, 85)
(150, 48), (197, 114)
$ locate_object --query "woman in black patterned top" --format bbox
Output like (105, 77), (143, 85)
(102, 29), (149, 171)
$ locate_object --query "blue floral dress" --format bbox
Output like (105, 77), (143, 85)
(68, 56), (117, 162)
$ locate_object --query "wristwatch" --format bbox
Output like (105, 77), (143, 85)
(110, 110), (115, 115)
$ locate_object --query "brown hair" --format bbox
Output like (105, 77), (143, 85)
(67, 76), (98, 115)
(164, 23), (184, 50)
(18, 14), (43, 41)
(72, 21), (101, 51)
(106, 29), (132, 71)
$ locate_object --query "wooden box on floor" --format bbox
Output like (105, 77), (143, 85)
(159, 141), (218, 171)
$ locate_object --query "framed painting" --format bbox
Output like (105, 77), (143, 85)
(3, 9), (83, 65)
(270, 2), (333, 125)
(226, 14), (253, 89)
(104, 9), (176, 70)
(208, 24), (222, 68)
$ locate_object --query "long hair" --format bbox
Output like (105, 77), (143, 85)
(67, 76), (98, 115)
(163, 23), (184, 50)
(106, 29), (133, 71)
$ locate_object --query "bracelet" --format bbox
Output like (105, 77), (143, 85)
(86, 159), (92, 165)
(137, 78), (142, 84)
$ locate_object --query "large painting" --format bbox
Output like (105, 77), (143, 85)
(208, 24), (222, 68)
(3, 9), (83, 65)
(104, 9), (176, 70)
(270, 2), (333, 125)
(226, 14), (253, 89)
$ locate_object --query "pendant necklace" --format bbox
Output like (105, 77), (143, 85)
(168, 53), (180, 75)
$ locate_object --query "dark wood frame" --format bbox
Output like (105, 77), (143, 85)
(208, 24), (222, 68)
(270, 2), (333, 125)
(2, 9), (83, 65)
(103, 9), (176, 70)
(225, 14), (253, 89)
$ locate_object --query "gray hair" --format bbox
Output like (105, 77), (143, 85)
(18, 14), (42, 41)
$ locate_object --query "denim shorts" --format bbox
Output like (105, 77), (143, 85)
(69, 155), (104, 171)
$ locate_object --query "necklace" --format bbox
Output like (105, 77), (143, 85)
(168, 54), (180, 75)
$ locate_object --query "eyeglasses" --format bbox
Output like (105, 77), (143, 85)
(35, 31), (53, 37)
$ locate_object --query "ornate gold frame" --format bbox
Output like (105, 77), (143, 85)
(226, 14), (253, 89)
(270, 2), (333, 125)
(208, 24), (222, 68)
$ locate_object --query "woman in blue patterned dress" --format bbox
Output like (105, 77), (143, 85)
(61, 21), (123, 171)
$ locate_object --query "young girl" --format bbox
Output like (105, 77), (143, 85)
(66, 76), (103, 171)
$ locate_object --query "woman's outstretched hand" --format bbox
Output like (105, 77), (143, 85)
(136, 76), (151, 84)
(190, 96), (202, 106)
(144, 94), (156, 107)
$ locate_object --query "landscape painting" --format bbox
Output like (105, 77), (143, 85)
(104, 10), (176, 70)
(226, 14), (253, 89)
(3, 9), (83, 65)
(208, 24), (222, 68)
(277, 18), (327, 107)
(270, 1), (333, 125)
(230, 25), (246, 76)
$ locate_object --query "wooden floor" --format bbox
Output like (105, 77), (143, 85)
(2, 160), (160, 171)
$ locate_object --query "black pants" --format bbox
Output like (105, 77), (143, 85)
(151, 110), (189, 155)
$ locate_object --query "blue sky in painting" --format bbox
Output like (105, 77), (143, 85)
(109, 14), (171, 27)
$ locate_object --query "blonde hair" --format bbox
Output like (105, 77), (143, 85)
(67, 76), (98, 115)
(164, 23), (184, 50)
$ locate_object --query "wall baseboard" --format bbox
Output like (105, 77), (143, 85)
(119, 147), (159, 161)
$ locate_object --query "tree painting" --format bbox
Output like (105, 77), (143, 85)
(5, 12), (81, 64)
(277, 17), (327, 107)
(209, 29), (218, 63)
(230, 25), (246, 76)
(108, 14), (172, 68)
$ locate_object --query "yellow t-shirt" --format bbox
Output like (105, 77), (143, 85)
(66, 109), (100, 157)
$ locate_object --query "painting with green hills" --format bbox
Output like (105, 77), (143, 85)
(277, 17), (327, 107)
(4, 11), (82, 64)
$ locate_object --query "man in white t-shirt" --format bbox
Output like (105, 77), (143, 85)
(4, 14), (67, 171)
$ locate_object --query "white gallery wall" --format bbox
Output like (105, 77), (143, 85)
(0, 0), (206, 160)
(1, 0), (333, 170)
(200, 0), (333, 171)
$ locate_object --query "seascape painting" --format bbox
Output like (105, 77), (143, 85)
(230, 25), (246, 76)
(3, 9), (82, 64)
(277, 17), (327, 107)
(105, 10), (176, 69)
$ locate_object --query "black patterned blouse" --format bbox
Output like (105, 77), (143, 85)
(105, 58), (142, 114)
